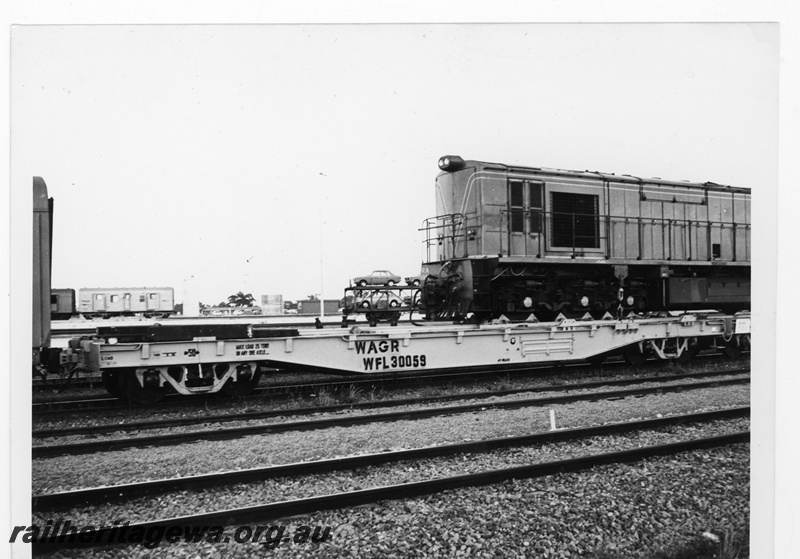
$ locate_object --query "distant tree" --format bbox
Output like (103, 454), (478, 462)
(307, 294), (320, 301)
(227, 291), (256, 307)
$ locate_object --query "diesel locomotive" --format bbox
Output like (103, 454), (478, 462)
(419, 156), (751, 322)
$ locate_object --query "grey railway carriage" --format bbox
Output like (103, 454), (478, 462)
(77, 287), (174, 318)
(420, 156), (751, 322)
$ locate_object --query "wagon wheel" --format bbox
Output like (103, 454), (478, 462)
(221, 366), (262, 397)
(586, 352), (607, 367)
(102, 370), (123, 398)
(723, 338), (743, 359)
(102, 371), (121, 397)
(118, 368), (165, 405)
(676, 337), (701, 363)
(622, 342), (648, 366)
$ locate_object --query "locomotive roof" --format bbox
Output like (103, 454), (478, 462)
(447, 158), (750, 194)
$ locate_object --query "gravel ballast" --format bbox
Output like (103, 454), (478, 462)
(30, 360), (750, 558)
(32, 384), (749, 493)
(32, 443), (749, 558)
(32, 417), (748, 528)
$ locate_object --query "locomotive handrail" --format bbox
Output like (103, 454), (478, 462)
(420, 213), (469, 261)
(493, 208), (750, 263)
(421, 209), (750, 263)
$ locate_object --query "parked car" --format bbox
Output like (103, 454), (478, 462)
(345, 289), (406, 325)
(352, 270), (402, 287)
(352, 289), (405, 311)
(405, 276), (423, 286)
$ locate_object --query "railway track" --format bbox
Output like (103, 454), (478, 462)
(32, 355), (747, 415)
(31, 408), (749, 554)
(33, 368), (748, 434)
(32, 373), (749, 457)
(32, 406), (749, 509)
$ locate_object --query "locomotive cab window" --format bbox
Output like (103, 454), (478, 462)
(508, 180), (543, 234)
(550, 191), (600, 249)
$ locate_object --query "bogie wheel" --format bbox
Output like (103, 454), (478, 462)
(102, 370), (123, 398)
(118, 368), (165, 405)
(723, 338), (743, 359)
(676, 338), (701, 363)
(221, 368), (262, 397)
(586, 353), (607, 367)
(623, 342), (648, 367)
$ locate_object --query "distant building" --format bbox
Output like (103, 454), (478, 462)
(201, 306), (262, 316)
(260, 294), (284, 315)
(296, 299), (340, 315)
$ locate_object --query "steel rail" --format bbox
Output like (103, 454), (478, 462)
(31, 430), (749, 554)
(32, 377), (750, 458)
(32, 358), (629, 412)
(33, 369), (750, 438)
(32, 406), (749, 509)
(32, 354), (743, 414)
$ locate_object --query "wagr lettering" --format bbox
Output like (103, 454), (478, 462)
(354, 340), (400, 355)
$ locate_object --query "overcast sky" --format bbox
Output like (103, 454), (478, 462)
(11, 23), (777, 305)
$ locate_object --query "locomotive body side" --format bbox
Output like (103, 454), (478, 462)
(422, 157), (751, 320)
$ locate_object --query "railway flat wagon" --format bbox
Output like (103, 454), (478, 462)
(78, 287), (175, 318)
(422, 156), (751, 321)
(69, 311), (750, 403)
